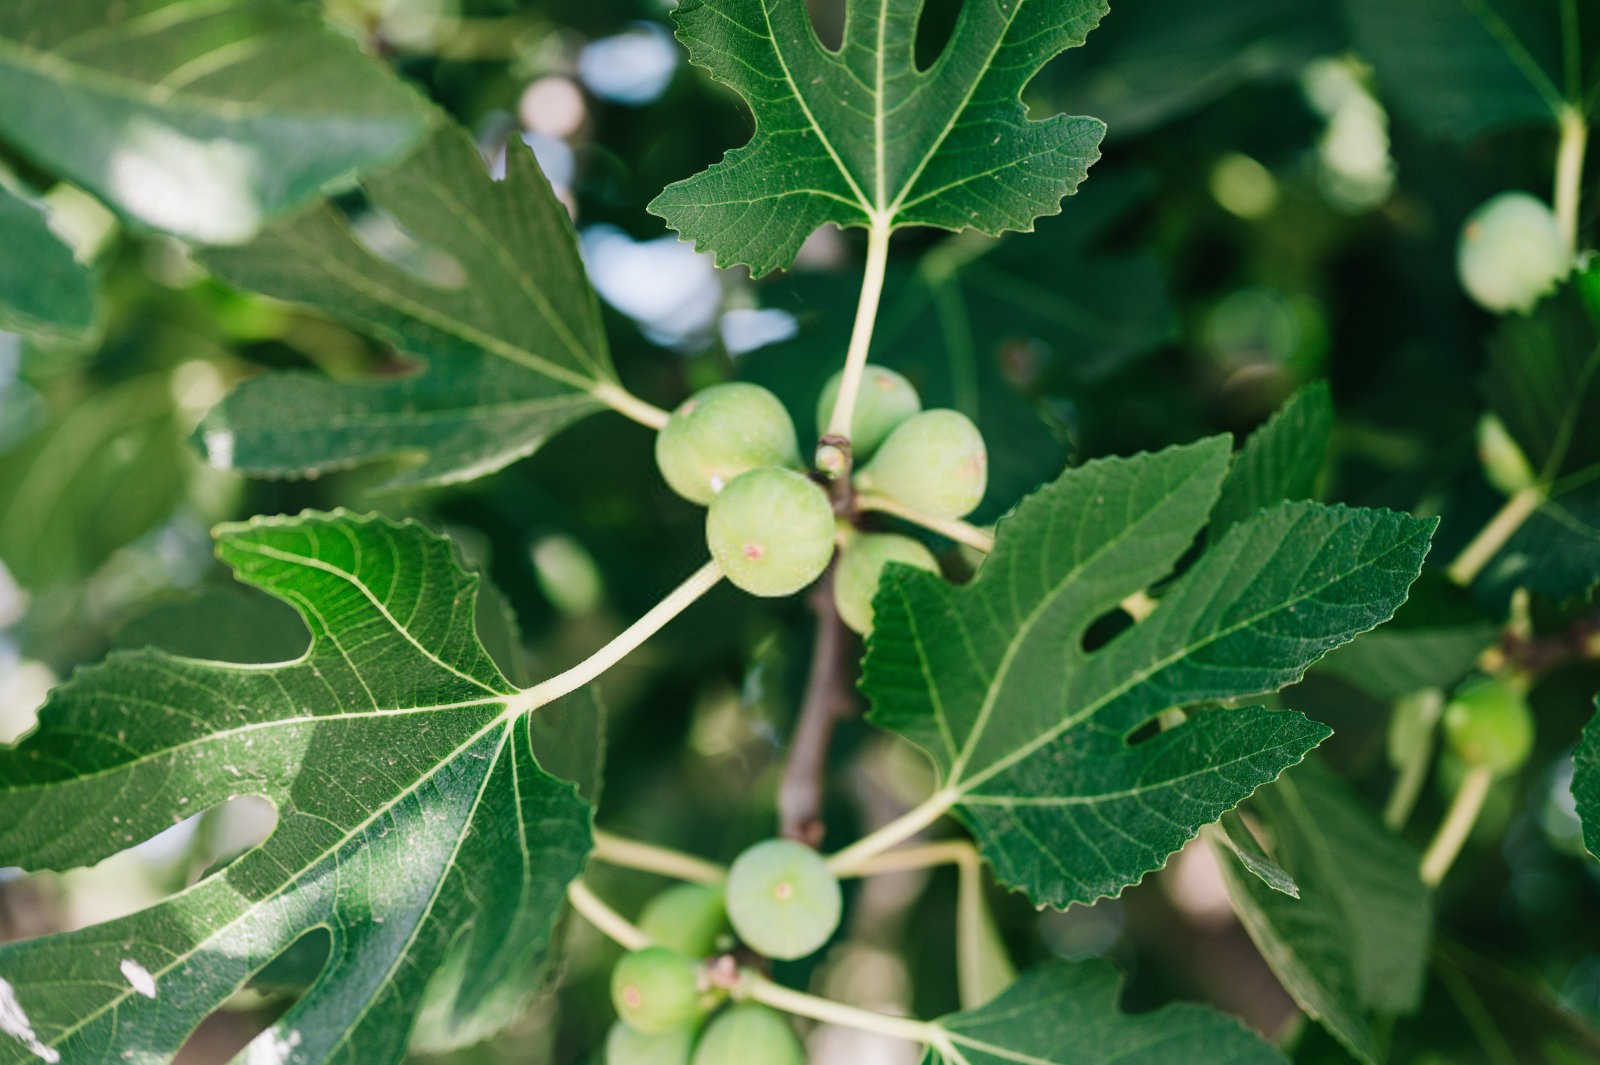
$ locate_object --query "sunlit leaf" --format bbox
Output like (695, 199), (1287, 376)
(0, 181), (96, 343)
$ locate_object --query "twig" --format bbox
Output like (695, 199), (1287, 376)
(566, 879), (651, 950)
(779, 565), (857, 846)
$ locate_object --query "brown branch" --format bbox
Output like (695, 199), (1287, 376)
(778, 563), (858, 847)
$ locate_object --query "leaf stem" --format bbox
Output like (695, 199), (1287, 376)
(740, 972), (942, 1047)
(826, 788), (959, 875)
(590, 829), (727, 883)
(825, 221), (893, 442)
(1554, 103), (1588, 255)
(1445, 486), (1543, 587)
(1383, 689), (1444, 830)
(1420, 764), (1494, 886)
(566, 878), (651, 950)
(856, 492), (995, 552)
(593, 381), (670, 430)
(514, 560), (723, 713)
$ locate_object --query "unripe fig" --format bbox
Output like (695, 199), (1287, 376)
(691, 1005), (804, 1065)
(637, 883), (729, 958)
(607, 1020), (696, 1065)
(611, 947), (707, 1034)
(1457, 192), (1570, 314)
(833, 532), (939, 635)
(655, 383), (801, 505)
(1476, 413), (1536, 496)
(724, 838), (842, 960)
(815, 365), (922, 458)
(705, 468), (835, 597)
(854, 409), (987, 518)
(1442, 676), (1534, 776)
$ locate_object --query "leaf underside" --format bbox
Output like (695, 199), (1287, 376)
(1216, 759), (1431, 1065)
(0, 0), (429, 242)
(0, 511), (592, 1065)
(862, 437), (1436, 908)
(650, 0), (1110, 274)
(925, 959), (1287, 1065)
(197, 125), (614, 490)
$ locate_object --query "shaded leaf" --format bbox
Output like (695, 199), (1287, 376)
(1216, 759), (1431, 1065)
(0, 511), (592, 1065)
(1210, 381), (1334, 542)
(1214, 811), (1299, 898)
(863, 438), (1436, 908)
(1576, 695), (1600, 860)
(924, 958), (1287, 1065)
(0, 0), (429, 242)
(0, 181), (96, 342)
(198, 125), (619, 490)
(651, 0), (1109, 274)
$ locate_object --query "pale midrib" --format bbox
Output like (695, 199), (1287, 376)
(955, 518), (1422, 799)
(34, 714), (511, 1053)
(1458, 0), (1567, 112)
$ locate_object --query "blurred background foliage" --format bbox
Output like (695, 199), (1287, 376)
(0, 0), (1598, 1063)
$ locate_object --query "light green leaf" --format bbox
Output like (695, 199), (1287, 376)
(650, 0), (1109, 274)
(0, 0), (429, 243)
(0, 181), (96, 342)
(1576, 695), (1600, 860)
(1213, 812), (1299, 898)
(1210, 381), (1333, 542)
(197, 125), (619, 490)
(1216, 759), (1431, 1065)
(924, 959), (1287, 1065)
(0, 511), (593, 1065)
(1345, 0), (1595, 138)
(862, 438), (1436, 908)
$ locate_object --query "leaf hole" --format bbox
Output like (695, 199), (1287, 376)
(914, 0), (963, 71)
(1079, 607), (1132, 654)
(807, 0), (845, 51)
(341, 200), (469, 291)
(1123, 717), (1162, 748)
(173, 927), (331, 1063)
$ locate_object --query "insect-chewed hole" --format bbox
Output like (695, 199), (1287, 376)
(807, 0), (845, 51)
(914, 0), (962, 71)
(1123, 717), (1163, 748)
(1079, 607), (1133, 654)
(173, 926), (332, 1063)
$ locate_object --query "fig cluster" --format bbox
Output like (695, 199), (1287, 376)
(605, 840), (843, 1064)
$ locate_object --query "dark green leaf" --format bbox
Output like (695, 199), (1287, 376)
(0, 0), (430, 242)
(1210, 381), (1334, 542)
(0, 181), (96, 342)
(1214, 811), (1299, 898)
(0, 511), (592, 1064)
(924, 959), (1287, 1065)
(1314, 625), (1497, 701)
(863, 438), (1436, 907)
(1576, 695), (1600, 860)
(1217, 759), (1432, 1065)
(650, 0), (1109, 274)
(197, 126), (618, 489)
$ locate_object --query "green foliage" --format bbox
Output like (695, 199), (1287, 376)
(863, 438), (1434, 907)
(834, 531), (939, 635)
(724, 838), (842, 960)
(649, 0), (1109, 273)
(0, 182), (96, 343)
(0, 512), (593, 1063)
(1216, 760), (1431, 1065)
(1577, 697), (1600, 860)
(196, 125), (617, 489)
(0, 0), (429, 242)
(924, 959), (1288, 1064)
(1208, 381), (1333, 541)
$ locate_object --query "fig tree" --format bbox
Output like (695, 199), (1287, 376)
(854, 409), (987, 518)
(815, 365), (921, 458)
(606, 1020), (697, 1065)
(637, 883), (729, 958)
(655, 383), (801, 505)
(705, 468), (835, 597)
(833, 532), (939, 635)
(1456, 192), (1570, 315)
(690, 1005), (804, 1065)
(611, 947), (707, 1034)
(1442, 675), (1534, 776)
(724, 838), (842, 960)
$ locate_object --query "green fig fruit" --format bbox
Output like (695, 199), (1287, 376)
(637, 883), (730, 958)
(1457, 192), (1570, 315)
(833, 532), (939, 635)
(611, 947), (707, 1034)
(724, 838), (842, 960)
(854, 409), (987, 518)
(690, 1005), (804, 1065)
(656, 383), (801, 505)
(1442, 675), (1534, 776)
(606, 1019), (697, 1065)
(706, 468), (835, 597)
(815, 365), (921, 458)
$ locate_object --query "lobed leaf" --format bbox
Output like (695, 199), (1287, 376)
(0, 0), (429, 243)
(650, 0), (1110, 274)
(862, 437), (1436, 908)
(0, 511), (593, 1065)
(197, 125), (615, 490)
(1209, 380), (1333, 542)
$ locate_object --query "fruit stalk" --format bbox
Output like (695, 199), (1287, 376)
(1445, 486), (1544, 587)
(825, 221), (893, 442)
(1419, 764), (1494, 886)
(777, 564), (856, 845)
(1554, 104), (1587, 255)
(855, 492), (996, 552)
(591, 828), (727, 884)
(740, 972), (942, 1047)
(594, 380), (671, 430)
(568, 879), (652, 951)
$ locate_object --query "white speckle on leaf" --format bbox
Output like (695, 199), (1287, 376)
(204, 429), (235, 469)
(245, 1027), (302, 1065)
(119, 959), (156, 999)
(0, 977), (60, 1063)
